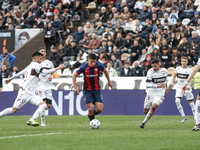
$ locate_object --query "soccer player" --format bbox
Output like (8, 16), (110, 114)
(171, 56), (195, 123)
(72, 54), (112, 121)
(182, 59), (200, 131)
(36, 48), (55, 126)
(140, 59), (170, 128)
(0, 51), (65, 126)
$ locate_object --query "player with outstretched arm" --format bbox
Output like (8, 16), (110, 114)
(182, 59), (200, 131)
(72, 54), (112, 121)
(140, 59), (170, 128)
(171, 56), (195, 123)
(0, 51), (65, 126)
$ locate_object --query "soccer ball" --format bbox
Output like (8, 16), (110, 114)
(89, 119), (101, 129)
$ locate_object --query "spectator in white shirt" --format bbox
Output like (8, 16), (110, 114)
(147, 40), (159, 54)
(161, 13), (173, 26)
(103, 62), (118, 77)
(134, 0), (146, 14)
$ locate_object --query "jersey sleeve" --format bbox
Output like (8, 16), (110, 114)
(175, 68), (177, 75)
(35, 63), (42, 73)
(197, 58), (200, 65)
(76, 64), (85, 75)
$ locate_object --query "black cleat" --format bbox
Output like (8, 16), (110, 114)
(140, 123), (145, 128)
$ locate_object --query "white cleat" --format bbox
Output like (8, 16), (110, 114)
(181, 116), (187, 123)
(41, 123), (46, 127)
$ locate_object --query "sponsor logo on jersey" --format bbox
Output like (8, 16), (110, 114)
(152, 77), (166, 83)
(177, 73), (188, 79)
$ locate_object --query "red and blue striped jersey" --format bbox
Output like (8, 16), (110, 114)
(76, 61), (105, 91)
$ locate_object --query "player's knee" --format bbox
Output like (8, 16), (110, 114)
(96, 108), (103, 113)
(87, 107), (93, 112)
(12, 107), (18, 113)
(175, 98), (181, 104)
(144, 109), (149, 114)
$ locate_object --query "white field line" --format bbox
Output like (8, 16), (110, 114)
(0, 132), (63, 140)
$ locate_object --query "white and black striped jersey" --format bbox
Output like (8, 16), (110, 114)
(175, 66), (192, 89)
(146, 68), (168, 96)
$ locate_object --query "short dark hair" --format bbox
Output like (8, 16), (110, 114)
(88, 53), (97, 60)
(151, 58), (160, 64)
(32, 51), (43, 58)
(38, 47), (46, 51)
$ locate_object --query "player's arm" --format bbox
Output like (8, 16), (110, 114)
(182, 65), (200, 91)
(5, 66), (28, 84)
(72, 72), (79, 95)
(171, 74), (177, 87)
(40, 64), (65, 75)
(103, 69), (112, 89)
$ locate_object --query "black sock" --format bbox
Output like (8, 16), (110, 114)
(93, 110), (99, 115)
(88, 115), (94, 121)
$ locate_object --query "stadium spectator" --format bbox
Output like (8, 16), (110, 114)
(87, 33), (101, 53)
(50, 47), (60, 67)
(169, 47), (182, 67)
(28, 2), (40, 19)
(65, 35), (73, 48)
(147, 40), (159, 54)
(178, 37), (191, 56)
(73, 0), (85, 24)
(23, 11), (35, 28)
(139, 49), (147, 64)
(111, 46), (121, 60)
(132, 61), (143, 76)
(151, 48), (161, 60)
(134, 0), (146, 14)
(190, 41), (199, 64)
(161, 48), (171, 69)
(99, 7), (108, 24)
(120, 61), (132, 77)
(119, 6), (131, 22)
(77, 34), (90, 50)
(83, 22), (94, 37)
(103, 62), (118, 77)
(115, 33), (125, 50)
(19, 0), (31, 15)
(44, 22), (56, 48)
(188, 31), (200, 47)
(0, 49), (16, 72)
(180, 0), (194, 20)
(130, 40), (142, 65)
(63, 0), (75, 16)
(63, 40), (79, 61)
(110, 54), (122, 74)
(103, 27), (114, 38)
(9, 66), (23, 78)
(93, 22), (105, 38)
(1, 65), (9, 78)
(52, 15), (63, 42)
(0, 18), (5, 30)
(138, 18), (153, 41)
(111, 13), (122, 29)
(73, 26), (84, 44)
(121, 34), (133, 54)
(138, 6), (149, 24)
(141, 54), (151, 75)
(13, 6), (22, 25)
(98, 40), (107, 53)
(92, 14), (101, 28)
(41, 1), (54, 19)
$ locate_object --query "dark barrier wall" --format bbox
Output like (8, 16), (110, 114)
(0, 30), (15, 54)
(0, 90), (198, 116)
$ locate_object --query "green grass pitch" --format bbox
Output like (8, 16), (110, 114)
(0, 115), (200, 150)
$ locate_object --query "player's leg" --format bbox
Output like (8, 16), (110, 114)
(84, 90), (95, 121)
(27, 95), (47, 126)
(185, 93), (195, 121)
(0, 90), (30, 118)
(86, 103), (94, 121)
(40, 90), (53, 126)
(140, 95), (152, 128)
(140, 96), (164, 128)
(192, 93), (200, 131)
(175, 97), (187, 123)
(93, 90), (103, 116)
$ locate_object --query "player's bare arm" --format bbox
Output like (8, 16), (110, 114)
(171, 74), (177, 87)
(166, 84), (170, 95)
(103, 69), (112, 89)
(182, 65), (200, 92)
(72, 72), (79, 95)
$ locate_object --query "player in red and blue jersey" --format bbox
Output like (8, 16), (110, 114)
(72, 54), (112, 121)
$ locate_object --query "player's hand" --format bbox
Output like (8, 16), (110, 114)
(157, 83), (165, 88)
(170, 83), (174, 87)
(48, 76), (53, 81)
(181, 83), (187, 95)
(166, 89), (170, 95)
(0, 88), (2, 93)
(74, 87), (79, 95)
(4, 79), (11, 84)
(108, 81), (112, 89)
(186, 86), (191, 90)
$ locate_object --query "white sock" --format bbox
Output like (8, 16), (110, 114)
(0, 107), (14, 118)
(142, 111), (153, 124)
(40, 110), (46, 124)
(189, 102), (195, 118)
(30, 104), (47, 121)
(195, 100), (200, 124)
(175, 98), (185, 117)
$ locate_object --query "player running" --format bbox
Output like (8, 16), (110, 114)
(140, 59), (170, 128)
(0, 51), (65, 126)
(72, 54), (112, 121)
(171, 56), (195, 123)
(36, 48), (54, 126)
(182, 58), (200, 131)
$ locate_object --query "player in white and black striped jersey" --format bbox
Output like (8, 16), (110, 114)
(171, 56), (195, 123)
(140, 59), (170, 128)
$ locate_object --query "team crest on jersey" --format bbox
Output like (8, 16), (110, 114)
(95, 68), (98, 71)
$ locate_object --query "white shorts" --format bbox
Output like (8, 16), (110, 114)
(144, 95), (165, 109)
(35, 89), (53, 100)
(13, 89), (43, 109)
(175, 89), (194, 101)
